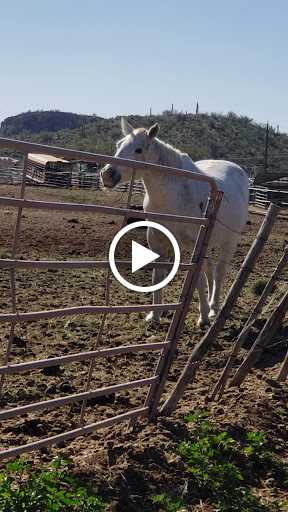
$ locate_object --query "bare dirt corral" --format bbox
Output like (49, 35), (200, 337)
(0, 184), (288, 511)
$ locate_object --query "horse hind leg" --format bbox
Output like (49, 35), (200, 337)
(196, 268), (211, 327)
(209, 239), (238, 319)
(204, 250), (214, 304)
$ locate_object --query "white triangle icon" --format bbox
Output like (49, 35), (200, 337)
(131, 241), (160, 273)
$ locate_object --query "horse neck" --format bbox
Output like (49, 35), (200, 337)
(142, 138), (201, 207)
(140, 138), (182, 206)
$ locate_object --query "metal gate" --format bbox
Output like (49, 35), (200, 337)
(0, 136), (221, 460)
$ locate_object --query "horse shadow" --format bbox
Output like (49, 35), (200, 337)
(242, 321), (288, 369)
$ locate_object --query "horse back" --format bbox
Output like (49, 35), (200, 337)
(196, 159), (248, 203)
(195, 159), (249, 242)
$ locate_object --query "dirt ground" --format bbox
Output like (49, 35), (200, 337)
(0, 184), (288, 511)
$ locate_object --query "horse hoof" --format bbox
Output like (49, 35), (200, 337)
(146, 312), (160, 323)
(209, 308), (219, 319)
(197, 318), (210, 329)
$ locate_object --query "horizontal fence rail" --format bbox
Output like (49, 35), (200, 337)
(0, 409), (149, 461)
(0, 341), (171, 376)
(0, 377), (160, 421)
(0, 303), (183, 324)
(0, 258), (195, 271)
(0, 135), (220, 459)
(0, 196), (209, 226)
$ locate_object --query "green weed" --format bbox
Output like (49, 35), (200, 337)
(178, 412), (287, 512)
(0, 453), (106, 511)
(151, 493), (184, 512)
(251, 278), (276, 296)
(244, 430), (288, 486)
(244, 430), (268, 456)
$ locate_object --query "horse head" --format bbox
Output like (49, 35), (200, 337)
(101, 118), (159, 188)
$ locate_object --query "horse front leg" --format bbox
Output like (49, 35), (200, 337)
(146, 227), (167, 322)
(146, 264), (166, 322)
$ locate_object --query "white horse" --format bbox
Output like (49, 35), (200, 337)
(101, 118), (249, 326)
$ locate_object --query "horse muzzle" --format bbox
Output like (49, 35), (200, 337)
(101, 165), (121, 188)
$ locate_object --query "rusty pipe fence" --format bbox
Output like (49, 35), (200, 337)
(0, 136), (221, 460)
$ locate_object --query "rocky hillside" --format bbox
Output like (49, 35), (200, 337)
(1, 110), (288, 175)
(0, 111), (99, 137)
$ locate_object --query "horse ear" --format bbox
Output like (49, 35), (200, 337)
(121, 117), (134, 135)
(148, 123), (159, 140)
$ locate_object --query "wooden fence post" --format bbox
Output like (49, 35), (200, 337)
(229, 290), (288, 388)
(277, 350), (288, 382)
(211, 245), (288, 400)
(160, 203), (280, 416)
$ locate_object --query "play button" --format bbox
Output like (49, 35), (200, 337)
(131, 241), (160, 273)
(109, 220), (180, 293)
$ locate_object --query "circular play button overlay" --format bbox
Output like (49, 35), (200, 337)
(109, 221), (180, 292)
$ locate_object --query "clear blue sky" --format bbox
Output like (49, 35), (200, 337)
(2, 0), (288, 133)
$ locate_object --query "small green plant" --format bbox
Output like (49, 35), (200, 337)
(179, 412), (257, 511)
(151, 492), (184, 511)
(245, 430), (288, 487)
(0, 453), (106, 511)
(251, 278), (276, 296)
(152, 413), (287, 512)
(244, 430), (268, 456)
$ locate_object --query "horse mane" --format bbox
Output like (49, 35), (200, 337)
(148, 137), (183, 169)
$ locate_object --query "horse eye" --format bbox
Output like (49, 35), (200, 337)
(135, 147), (143, 154)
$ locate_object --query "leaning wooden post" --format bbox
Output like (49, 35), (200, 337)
(211, 245), (288, 400)
(160, 203), (280, 416)
(277, 349), (288, 382)
(229, 290), (288, 388)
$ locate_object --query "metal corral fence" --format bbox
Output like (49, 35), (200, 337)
(0, 167), (23, 185)
(0, 136), (222, 460)
(249, 184), (288, 209)
(0, 162), (145, 193)
(2, 164), (288, 209)
(0, 161), (102, 190)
